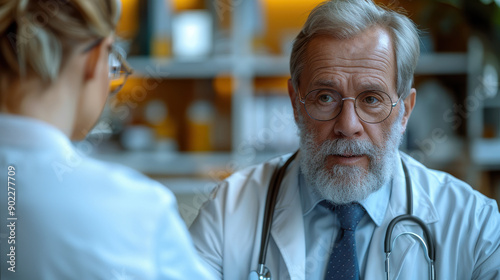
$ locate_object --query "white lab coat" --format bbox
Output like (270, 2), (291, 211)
(0, 115), (212, 279)
(190, 151), (500, 279)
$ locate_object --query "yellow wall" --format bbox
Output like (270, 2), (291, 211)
(260, 0), (324, 54)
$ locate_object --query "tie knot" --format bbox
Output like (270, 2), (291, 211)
(321, 201), (365, 231)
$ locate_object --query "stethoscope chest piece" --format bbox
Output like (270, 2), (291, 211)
(248, 264), (271, 280)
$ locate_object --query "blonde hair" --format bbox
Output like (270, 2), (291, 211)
(0, 0), (119, 86)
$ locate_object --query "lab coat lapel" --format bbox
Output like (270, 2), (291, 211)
(364, 154), (414, 279)
(270, 157), (306, 280)
(398, 153), (439, 224)
(367, 153), (439, 279)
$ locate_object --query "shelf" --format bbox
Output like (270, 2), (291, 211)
(156, 178), (216, 195)
(483, 97), (500, 108)
(128, 53), (468, 78)
(128, 56), (233, 78)
(252, 55), (290, 76)
(416, 53), (468, 75)
(91, 151), (285, 177)
(471, 139), (500, 167)
(251, 53), (468, 76)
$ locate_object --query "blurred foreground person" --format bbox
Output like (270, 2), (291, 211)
(0, 0), (211, 279)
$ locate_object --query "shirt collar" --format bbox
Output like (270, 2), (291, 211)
(0, 114), (74, 153)
(358, 178), (391, 227)
(298, 164), (393, 227)
(298, 170), (324, 216)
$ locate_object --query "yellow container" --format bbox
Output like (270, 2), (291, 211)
(186, 100), (215, 151)
(116, 0), (140, 40)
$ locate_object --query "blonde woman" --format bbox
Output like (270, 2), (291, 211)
(0, 1), (211, 279)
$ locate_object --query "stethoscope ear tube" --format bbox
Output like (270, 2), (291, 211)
(257, 152), (299, 266)
(257, 163), (281, 265)
(384, 160), (436, 266)
(249, 152), (299, 280)
(384, 214), (436, 262)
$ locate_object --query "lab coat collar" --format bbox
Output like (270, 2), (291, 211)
(268, 151), (439, 280)
(0, 114), (74, 153)
(271, 152), (306, 280)
(389, 152), (439, 224)
(364, 152), (439, 279)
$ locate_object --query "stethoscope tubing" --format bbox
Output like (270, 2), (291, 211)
(384, 158), (436, 279)
(384, 214), (435, 262)
(257, 151), (298, 265)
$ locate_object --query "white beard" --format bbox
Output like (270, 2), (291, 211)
(297, 103), (404, 205)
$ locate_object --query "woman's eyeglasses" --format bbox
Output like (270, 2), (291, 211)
(108, 45), (133, 95)
(83, 40), (133, 95)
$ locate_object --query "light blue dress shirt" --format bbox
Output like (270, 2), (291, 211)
(298, 170), (392, 279)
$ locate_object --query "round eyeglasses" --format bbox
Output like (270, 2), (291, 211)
(108, 45), (133, 95)
(299, 88), (403, 124)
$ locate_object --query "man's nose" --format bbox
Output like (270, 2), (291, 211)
(333, 98), (363, 138)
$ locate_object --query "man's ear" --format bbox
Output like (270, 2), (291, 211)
(288, 79), (299, 123)
(400, 88), (416, 134)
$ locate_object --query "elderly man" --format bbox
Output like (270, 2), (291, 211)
(189, 0), (500, 279)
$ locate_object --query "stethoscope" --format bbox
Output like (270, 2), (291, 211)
(248, 151), (436, 280)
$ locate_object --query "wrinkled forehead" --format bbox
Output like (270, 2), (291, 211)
(301, 26), (397, 88)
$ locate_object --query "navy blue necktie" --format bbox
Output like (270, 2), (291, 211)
(322, 201), (366, 280)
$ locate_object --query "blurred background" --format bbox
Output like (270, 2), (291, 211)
(85, 0), (500, 224)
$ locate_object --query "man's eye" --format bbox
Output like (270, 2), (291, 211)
(318, 94), (334, 103)
(363, 95), (380, 104)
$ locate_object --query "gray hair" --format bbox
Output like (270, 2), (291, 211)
(290, 0), (420, 99)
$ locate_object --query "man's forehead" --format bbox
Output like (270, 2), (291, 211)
(305, 26), (394, 58)
(310, 79), (389, 92)
(300, 26), (397, 89)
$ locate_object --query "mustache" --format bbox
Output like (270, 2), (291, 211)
(313, 138), (379, 160)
